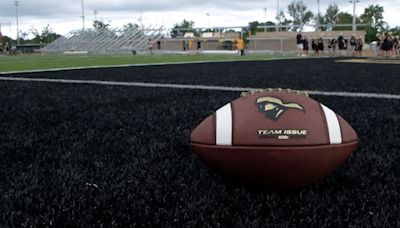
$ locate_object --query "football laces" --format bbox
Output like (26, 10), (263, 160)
(240, 88), (309, 97)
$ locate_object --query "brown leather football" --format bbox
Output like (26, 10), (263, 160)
(190, 91), (358, 189)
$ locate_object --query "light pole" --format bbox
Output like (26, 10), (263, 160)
(94, 10), (98, 21)
(316, 0), (320, 31)
(14, 0), (19, 45)
(349, 0), (360, 31)
(206, 12), (210, 30)
(81, 0), (85, 30)
(276, 0), (280, 32)
(263, 8), (267, 32)
(0, 23), (2, 46)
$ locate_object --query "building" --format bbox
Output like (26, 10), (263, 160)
(156, 32), (242, 51)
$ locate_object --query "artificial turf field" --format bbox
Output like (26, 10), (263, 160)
(0, 58), (399, 227)
(0, 54), (285, 73)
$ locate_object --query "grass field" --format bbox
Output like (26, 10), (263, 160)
(0, 54), (288, 73)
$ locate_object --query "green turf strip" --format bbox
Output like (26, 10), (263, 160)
(0, 54), (287, 73)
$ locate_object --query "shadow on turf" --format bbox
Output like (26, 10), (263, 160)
(195, 159), (357, 196)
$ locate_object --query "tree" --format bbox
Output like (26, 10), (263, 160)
(245, 21), (276, 34)
(241, 21), (260, 44)
(277, 11), (292, 31)
(255, 21), (277, 32)
(29, 25), (60, 44)
(288, 0), (314, 31)
(263, 21), (276, 32)
(241, 20), (277, 43)
(247, 21), (260, 35)
(122, 23), (140, 35)
(123, 23), (139, 30)
(93, 20), (110, 31)
(332, 12), (360, 31)
(360, 5), (385, 29)
(1, 35), (13, 46)
(324, 3), (339, 31)
(170, 19), (196, 38)
(314, 13), (325, 31)
(40, 25), (59, 43)
(360, 5), (386, 43)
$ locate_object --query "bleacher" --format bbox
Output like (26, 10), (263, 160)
(42, 26), (165, 53)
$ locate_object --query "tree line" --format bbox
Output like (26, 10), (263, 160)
(1, 1), (399, 46)
(172, 2), (400, 43)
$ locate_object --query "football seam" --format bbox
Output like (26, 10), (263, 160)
(318, 102), (332, 145)
(191, 140), (358, 148)
(321, 104), (343, 144)
(231, 102), (236, 146)
(212, 113), (216, 145)
(338, 116), (344, 143)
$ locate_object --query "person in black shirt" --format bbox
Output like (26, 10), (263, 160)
(331, 39), (338, 56)
(394, 35), (399, 57)
(349, 35), (357, 56)
(376, 33), (383, 56)
(311, 37), (318, 56)
(356, 37), (363, 56)
(338, 33), (347, 56)
(302, 36), (309, 55)
(5, 42), (10, 55)
(296, 32), (303, 56)
(317, 37), (324, 55)
(381, 32), (393, 57)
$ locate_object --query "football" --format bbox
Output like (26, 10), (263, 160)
(190, 90), (358, 189)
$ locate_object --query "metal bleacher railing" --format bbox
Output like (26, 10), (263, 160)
(42, 25), (165, 53)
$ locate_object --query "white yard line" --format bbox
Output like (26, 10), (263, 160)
(0, 76), (399, 100)
(336, 59), (400, 64)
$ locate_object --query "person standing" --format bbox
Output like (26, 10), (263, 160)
(317, 37), (324, 55)
(349, 35), (357, 56)
(296, 32), (303, 56)
(394, 35), (400, 57)
(302, 36), (309, 56)
(381, 32), (393, 57)
(5, 42), (10, 55)
(376, 33), (383, 56)
(148, 38), (153, 55)
(356, 37), (363, 56)
(311, 37), (318, 56)
(338, 33), (347, 56)
(235, 38), (245, 56)
(328, 39), (337, 56)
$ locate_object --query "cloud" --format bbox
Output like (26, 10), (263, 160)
(0, 0), (398, 37)
(0, 0), (397, 19)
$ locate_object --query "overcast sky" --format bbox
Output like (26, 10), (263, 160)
(0, 0), (398, 38)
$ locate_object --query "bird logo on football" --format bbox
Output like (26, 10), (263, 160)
(256, 96), (307, 140)
(256, 96), (304, 121)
